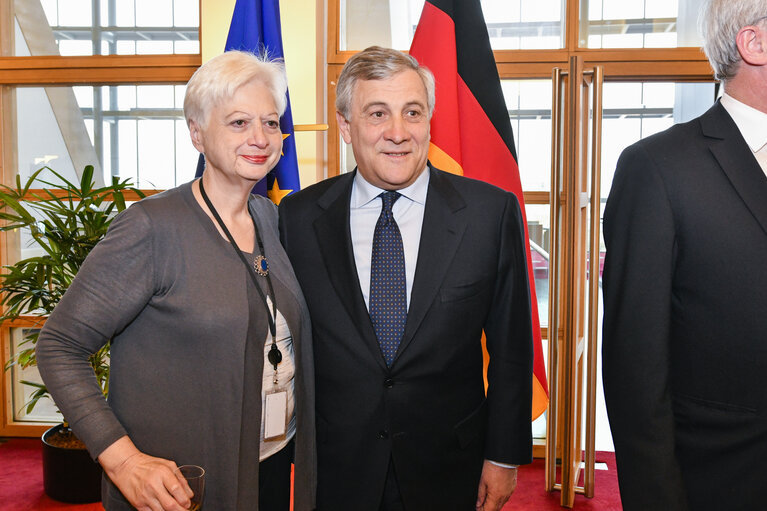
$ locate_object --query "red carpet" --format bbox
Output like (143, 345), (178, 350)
(1, 438), (621, 510)
(503, 452), (622, 510)
(0, 438), (102, 511)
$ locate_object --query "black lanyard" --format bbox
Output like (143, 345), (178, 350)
(198, 178), (283, 372)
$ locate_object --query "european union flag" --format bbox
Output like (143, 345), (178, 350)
(195, 0), (300, 204)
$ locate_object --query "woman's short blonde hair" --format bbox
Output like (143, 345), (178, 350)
(183, 50), (288, 128)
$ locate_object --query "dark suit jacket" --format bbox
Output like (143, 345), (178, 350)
(602, 102), (767, 511)
(279, 164), (533, 511)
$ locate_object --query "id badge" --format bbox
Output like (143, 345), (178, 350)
(264, 387), (288, 440)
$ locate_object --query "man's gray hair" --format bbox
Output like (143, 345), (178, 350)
(335, 46), (436, 119)
(184, 50), (288, 128)
(700, 0), (767, 81)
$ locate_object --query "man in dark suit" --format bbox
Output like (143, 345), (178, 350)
(602, 1), (767, 509)
(279, 46), (533, 511)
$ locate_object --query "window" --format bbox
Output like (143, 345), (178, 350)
(13, 0), (199, 56)
(7, 328), (59, 423)
(0, 0), (200, 435)
(583, 0), (703, 48)
(339, 0), (565, 51)
(13, 85), (196, 189)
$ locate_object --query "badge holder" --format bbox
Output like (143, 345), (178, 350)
(264, 345), (287, 440)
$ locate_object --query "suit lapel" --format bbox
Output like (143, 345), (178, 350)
(702, 102), (767, 237)
(395, 166), (468, 363)
(313, 172), (387, 370)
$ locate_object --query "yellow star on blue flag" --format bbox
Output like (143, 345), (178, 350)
(267, 177), (293, 205)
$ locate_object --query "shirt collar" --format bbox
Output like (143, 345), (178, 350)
(720, 93), (767, 153)
(351, 165), (430, 208)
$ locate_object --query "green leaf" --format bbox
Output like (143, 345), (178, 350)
(80, 165), (94, 195)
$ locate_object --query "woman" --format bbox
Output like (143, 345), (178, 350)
(36, 51), (316, 511)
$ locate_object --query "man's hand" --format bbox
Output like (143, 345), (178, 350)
(475, 460), (518, 511)
(98, 436), (193, 511)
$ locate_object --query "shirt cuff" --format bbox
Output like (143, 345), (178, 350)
(488, 460), (518, 469)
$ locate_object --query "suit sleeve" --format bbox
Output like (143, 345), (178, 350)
(36, 204), (158, 460)
(483, 192), (534, 465)
(602, 143), (688, 510)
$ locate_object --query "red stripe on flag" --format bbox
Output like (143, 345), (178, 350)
(411, 2), (462, 167)
(411, 0), (549, 418)
(454, 76), (548, 401)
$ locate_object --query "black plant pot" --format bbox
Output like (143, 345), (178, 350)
(41, 424), (102, 503)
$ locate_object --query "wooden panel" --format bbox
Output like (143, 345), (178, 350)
(0, 54), (200, 70)
(327, 65), (342, 177)
(583, 66), (604, 498)
(15, 189), (161, 201)
(559, 55), (584, 508)
(326, 0), (343, 64)
(545, 65), (563, 494)
(499, 58), (711, 81)
(523, 191), (550, 205)
(1, 68), (196, 85)
(497, 62), (569, 79)
(0, 0), (12, 58)
(0, 422), (51, 437)
(316, 0), (328, 183)
(596, 60), (712, 81)
(1, 68), (197, 85)
(566, 0), (580, 52)
(0, 55), (200, 85)
(0, 87), (15, 187)
(1, 319), (12, 434)
(494, 50), (570, 64)
(294, 124), (329, 132)
(575, 47), (709, 62)
(2, 317), (47, 328)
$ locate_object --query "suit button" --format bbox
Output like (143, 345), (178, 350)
(378, 430), (389, 439)
(384, 378), (394, 388)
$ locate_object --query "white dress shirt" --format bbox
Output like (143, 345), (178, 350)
(350, 168), (430, 310)
(720, 93), (767, 176)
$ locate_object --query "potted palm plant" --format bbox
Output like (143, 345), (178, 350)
(0, 165), (143, 503)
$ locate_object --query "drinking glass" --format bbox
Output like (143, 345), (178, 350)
(175, 464), (205, 510)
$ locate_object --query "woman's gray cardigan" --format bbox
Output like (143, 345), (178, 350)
(36, 181), (316, 510)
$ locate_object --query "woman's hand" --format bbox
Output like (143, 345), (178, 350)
(98, 436), (194, 511)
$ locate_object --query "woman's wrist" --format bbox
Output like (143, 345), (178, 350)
(97, 435), (141, 476)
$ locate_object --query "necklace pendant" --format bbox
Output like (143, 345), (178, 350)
(254, 255), (269, 277)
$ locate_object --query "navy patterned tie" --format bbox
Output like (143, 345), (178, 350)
(369, 191), (407, 366)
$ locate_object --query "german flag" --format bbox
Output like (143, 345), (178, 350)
(410, 0), (549, 420)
